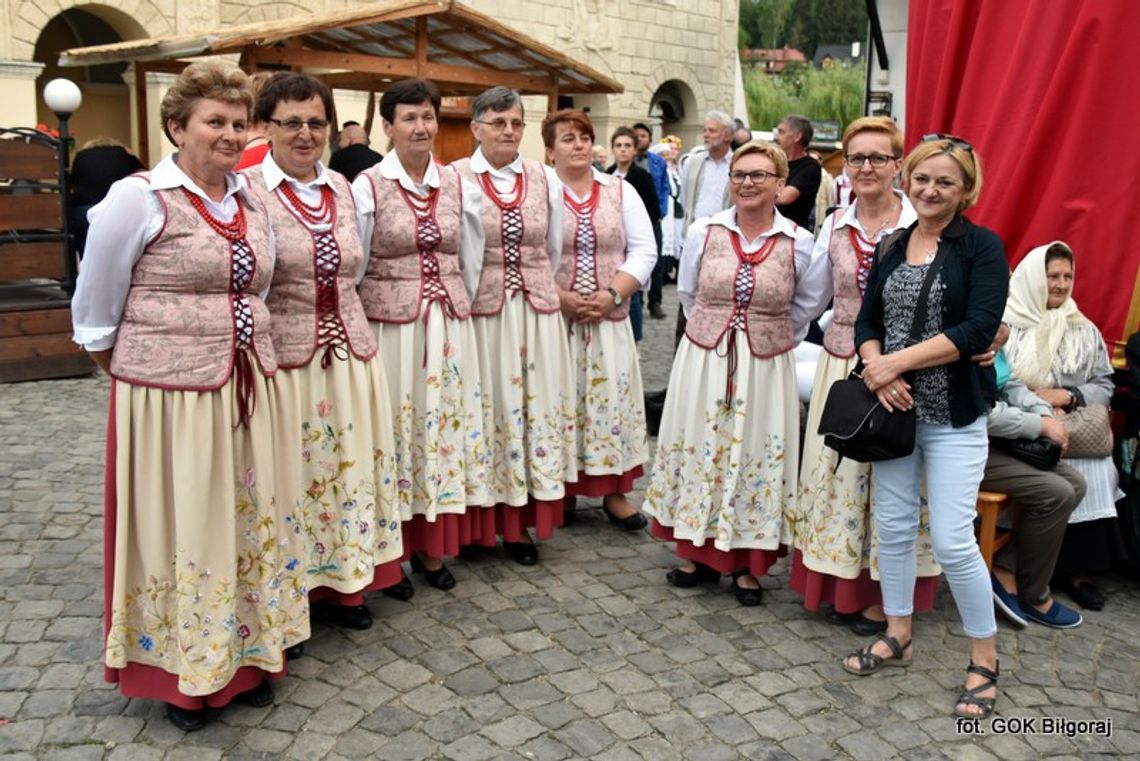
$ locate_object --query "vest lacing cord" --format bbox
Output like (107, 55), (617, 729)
(716, 264), (756, 408)
(230, 237), (257, 428)
(571, 205), (599, 345)
(416, 215), (458, 368)
(502, 206), (527, 298)
(314, 231), (350, 369)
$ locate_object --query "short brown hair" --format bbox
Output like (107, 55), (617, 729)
(842, 116), (903, 157)
(160, 61), (252, 145)
(380, 79), (440, 124)
(610, 126), (637, 148)
(731, 140), (789, 180)
(254, 72), (334, 123)
(902, 138), (984, 211)
(541, 109), (595, 149)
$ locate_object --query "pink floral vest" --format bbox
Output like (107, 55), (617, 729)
(823, 216), (872, 359)
(111, 182), (277, 389)
(553, 178), (630, 321)
(244, 167), (377, 369)
(453, 157), (560, 316)
(684, 223), (796, 359)
(358, 164), (470, 323)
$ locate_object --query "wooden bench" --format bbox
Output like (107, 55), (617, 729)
(975, 491), (1020, 570)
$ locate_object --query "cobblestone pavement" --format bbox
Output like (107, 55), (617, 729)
(2, 284), (1139, 760)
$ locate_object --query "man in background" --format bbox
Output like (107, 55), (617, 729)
(329, 122), (383, 181)
(773, 114), (821, 229)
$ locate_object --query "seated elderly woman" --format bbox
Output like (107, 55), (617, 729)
(981, 352), (1086, 629)
(1003, 241), (1119, 611)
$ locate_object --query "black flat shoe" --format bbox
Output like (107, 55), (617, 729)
(602, 503), (648, 531)
(504, 540), (539, 566)
(562, 496), (577, 526)
(315, 602), (373, 630)
(410, 554), (457, 590)
(826, 610), (887, 636)
(381, 573), (415, 602)
(665, 562), (720, 588)
(285, 644), (305, 660)
(239, 678), (274, 708)
(1061, 580), (1105, 611)
(166, 704), (207, 732)
(731, 571), (763, 607)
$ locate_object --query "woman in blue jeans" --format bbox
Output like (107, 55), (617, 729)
(841, 135), (1009, 720)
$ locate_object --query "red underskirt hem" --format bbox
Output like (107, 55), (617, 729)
(400, 513), (469, 558)
(464, 498), (565, 544)
(788, 549), (940, 614)
(651, 520), (786, 576)
(106, 661), (283, 711)
(308, 559), (407, 606)
(565, 466), (644, 498)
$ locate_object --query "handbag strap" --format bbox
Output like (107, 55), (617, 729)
(906, 240), (950, 346)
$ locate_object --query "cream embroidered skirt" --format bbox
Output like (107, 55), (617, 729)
(270, 352), (404, 600)
(104, 370), (309, 703)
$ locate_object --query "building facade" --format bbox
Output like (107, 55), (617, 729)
(2, 0), (742, 161)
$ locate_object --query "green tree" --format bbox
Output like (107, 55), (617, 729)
(741, 0), (868, 58)
(745, 62), (866, 135)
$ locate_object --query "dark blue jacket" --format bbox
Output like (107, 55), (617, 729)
(854, 214), (1009, 428)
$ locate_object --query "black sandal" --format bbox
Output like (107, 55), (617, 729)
(842, 632), (912, 676)
(954, 660), (999, 719)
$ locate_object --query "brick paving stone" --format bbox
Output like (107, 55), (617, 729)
(401, 682), (460, 715)
(420, 710), (480, 743)
(497, 678), (561, 709)
(745, 709), (807, 741)
(780, 733), (836, 761)
(463, 693), (514, 724)
(600, 709), (652, 741)
(442, 734), (499, 761)
(445, 666), (502, 697)
(530, 699), (585, 730)
(479, 715), (546, 747)
(106, 744), (164, 761)
(553, 718), (619, 757)
(517, 734), (574, 760)
(242, 727), (295, 754)
(357, 704), (422, 736)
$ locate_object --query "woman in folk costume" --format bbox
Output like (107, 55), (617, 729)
(353, 79), (487, 592)
(642, 140), (820, 606)
(451, 87), (576, 566)
(541, 109), (656, 531)
(1003, 241), (1120, 610)
(243, 73), (402, 632)
(791, 117), (940, 633)
(71, 61), (308, 731)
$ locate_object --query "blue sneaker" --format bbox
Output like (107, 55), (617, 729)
(991, 574), (1028, 628)
(1021, 600), (1083, 629)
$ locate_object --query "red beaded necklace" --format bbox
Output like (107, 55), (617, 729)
(398, 183), (439, 217)
(731, 230), (779, 266)
(848, 225), (879, 294)
(182, 187), (247, 240)
(478, 170), (526, 211)
(563, 181), (601, 218)
(278, 182), (335, 226)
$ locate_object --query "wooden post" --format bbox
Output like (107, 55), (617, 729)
(547, 85), (559, 114)
(415, 17), (428, 78)
(134, 63), (149, 167)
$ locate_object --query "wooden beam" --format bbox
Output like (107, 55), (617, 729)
(135, 62), (149, 167)
(246, 48), (418, 78)
(415, 16), (428, 78)
(422, 61), (553, 94)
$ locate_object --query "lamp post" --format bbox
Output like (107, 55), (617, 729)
(42, 78), (82, 294)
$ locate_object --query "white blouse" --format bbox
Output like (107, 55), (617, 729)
(678, 207), (819, 340)
(561, 168), (658, 287)
(71, 154), (272, 351)
(466, 146), (564, 273)
(351, 150), (485, 300)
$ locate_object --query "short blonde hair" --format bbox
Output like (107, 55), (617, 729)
(160, 61), (253, 145)
(903, 137), (984, 211)
(842, 116), (903, 157)
(730, 140), (788, 180)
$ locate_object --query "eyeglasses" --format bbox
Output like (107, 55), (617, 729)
(844, 153), (897, 168)
(921, 133), (973, 153)
(475, 118), (526, 132)
(269, 118), (329, 133)
(729, 169), (778, 185)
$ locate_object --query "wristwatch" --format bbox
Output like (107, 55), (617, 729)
(607, 286), (623, 306)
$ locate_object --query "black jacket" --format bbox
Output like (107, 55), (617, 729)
(855, 214), (1009, 427)
(328, 143), (384, 182)
(606, 162), (662, 248)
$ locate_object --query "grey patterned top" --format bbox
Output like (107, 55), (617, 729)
(883, 262), (951, 424)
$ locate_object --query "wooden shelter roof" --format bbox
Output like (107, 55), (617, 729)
(57, 0), (623, 97)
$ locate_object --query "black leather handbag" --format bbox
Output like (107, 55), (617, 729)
(991, 436), (1062, 470)
(817, 237), (947, 466)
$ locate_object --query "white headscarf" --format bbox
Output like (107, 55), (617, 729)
(1003, 241), (1098, 389)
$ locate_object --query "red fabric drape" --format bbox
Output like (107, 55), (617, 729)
(906, 0), (1140, 357)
